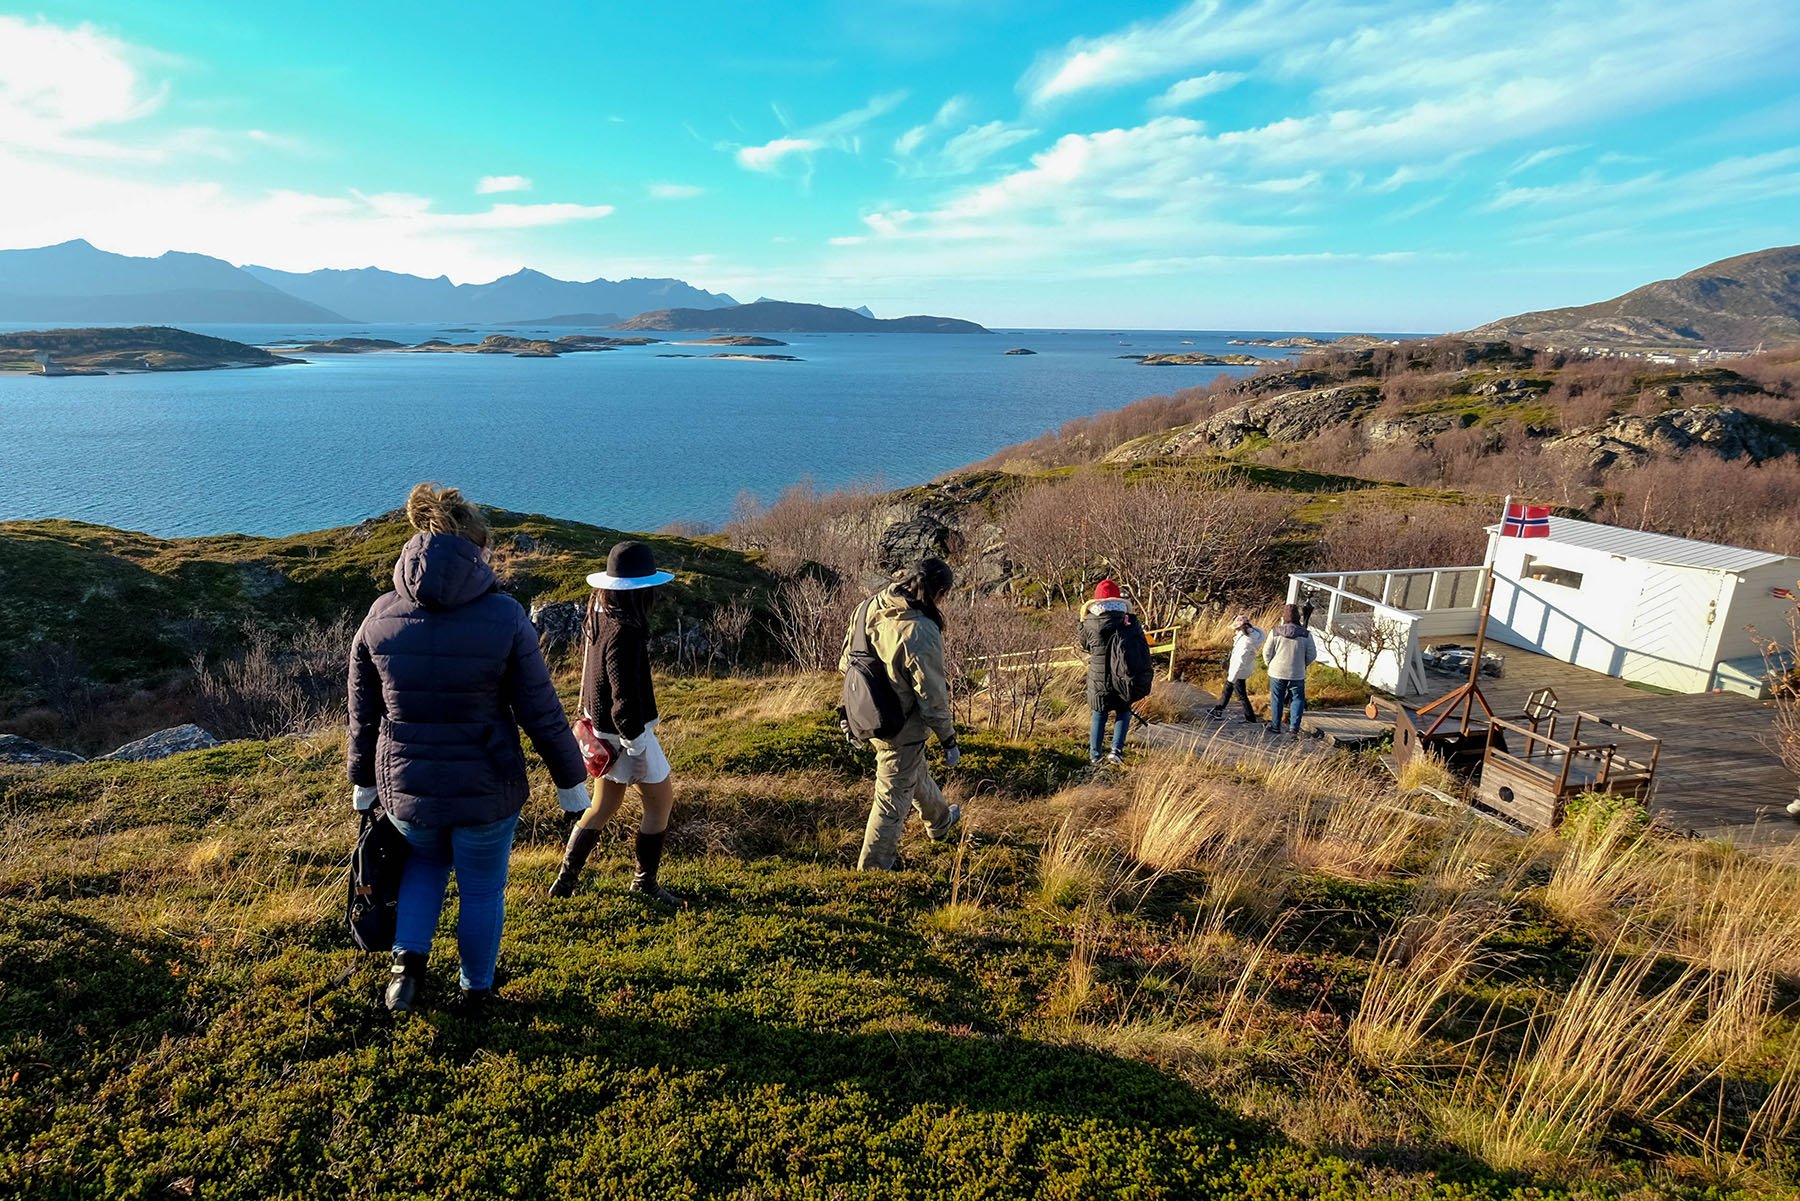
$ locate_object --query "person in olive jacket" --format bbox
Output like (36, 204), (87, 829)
(348, 483), (590, 1014)
(548, 540), (684, 905)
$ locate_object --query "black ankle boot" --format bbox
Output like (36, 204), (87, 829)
(384, 949), (428, 1013)
(549, 825), (602, 898)
(628, 829), (683, 907)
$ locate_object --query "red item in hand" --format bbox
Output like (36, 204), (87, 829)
(572, 715), (617, 778)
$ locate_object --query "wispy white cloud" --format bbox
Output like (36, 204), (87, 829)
(475, 174), (532, 194)
(1507, 144), (1582, 175)
(648, 182), (705, 199)
(1151, 71), (1245, 111)
(0, 15), (169, 158)
(894, 95), (969, 156)
(732, 91), (907, 177)
(737, 136), (821, 172)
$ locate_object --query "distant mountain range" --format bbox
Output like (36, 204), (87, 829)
(617, 300), (988, 334)
(0, 240), (348, 324)
(0, 240), (737, 326)
(1470, 245), (1800, 351)
(243, 264), (735, 325)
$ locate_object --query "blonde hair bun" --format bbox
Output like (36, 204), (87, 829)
(405, 482), (491, 548)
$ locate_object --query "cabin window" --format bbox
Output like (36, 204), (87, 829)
(1522, 556), (1583, 590)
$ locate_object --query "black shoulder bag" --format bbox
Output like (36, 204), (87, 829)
(347, 806), (411, 952)
(839, 596), (908, 745)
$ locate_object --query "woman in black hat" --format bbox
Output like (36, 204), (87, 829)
(549, 540), (684, 904)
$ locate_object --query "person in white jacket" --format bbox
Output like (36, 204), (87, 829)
(1207, 614), (1265, 722)
(1262, 603), (1318, 738)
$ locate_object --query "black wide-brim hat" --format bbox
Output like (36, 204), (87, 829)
(586, 540), (674, 591)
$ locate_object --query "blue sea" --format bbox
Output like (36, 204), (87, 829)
(0, 323), (1333, 538)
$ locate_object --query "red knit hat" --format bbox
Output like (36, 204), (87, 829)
(1093, 579), (1122, 601)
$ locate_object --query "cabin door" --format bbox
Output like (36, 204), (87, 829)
(1621, 567), (1721, 692)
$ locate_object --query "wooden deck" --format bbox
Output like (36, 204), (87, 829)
(1400, 648), (1796, 847)
(1143, 645), (1799, 850)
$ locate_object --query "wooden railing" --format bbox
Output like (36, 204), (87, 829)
(974, 625), (1182, 681)
(1488, 709), (1661, 796)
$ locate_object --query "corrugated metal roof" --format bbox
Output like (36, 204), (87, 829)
(1485, 517), (1794, 572)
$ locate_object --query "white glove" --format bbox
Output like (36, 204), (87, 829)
(943, 742), (962, 769)
(352, 785), (379, 812)
(556, 782), (593, 813)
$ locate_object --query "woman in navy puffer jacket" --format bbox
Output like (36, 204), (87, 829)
(347, 483), (589, 1013)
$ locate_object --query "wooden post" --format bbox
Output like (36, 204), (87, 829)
(1166, 625), (1178, 682)
(1460, 563), (1497, 734)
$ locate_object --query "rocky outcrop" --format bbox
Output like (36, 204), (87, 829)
(530, 600), (587, 655)
(0, 734), (86, 766)
(98, 724), (220, 762)
(877, 513), (963, 574)
(1130, 352), (1264, 367)
(1546, 405), (1797, 471)
(1109, 383), (1383, 458)
(1470, 377), (1549, 404)
(1003, 348), (1036, 355)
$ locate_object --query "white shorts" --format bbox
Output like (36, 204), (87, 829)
(600, 722), (671, 787)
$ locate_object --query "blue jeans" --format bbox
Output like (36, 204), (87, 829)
(1269, 677), (1306, 731)
(391, 812), (519, 991)
(1090, 705), (1131, 761)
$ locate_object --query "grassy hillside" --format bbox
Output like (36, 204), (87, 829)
(2, 671), (1797, 1198)
(0, 511), (775, 747)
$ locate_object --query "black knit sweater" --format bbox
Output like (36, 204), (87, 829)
(577, 608), (658, 740)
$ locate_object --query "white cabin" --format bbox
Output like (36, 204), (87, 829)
(1484, 518), (1799, 696)
(1287, 519), (1800, 698)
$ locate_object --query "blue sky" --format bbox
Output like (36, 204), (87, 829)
(2, 0), (1798, 329)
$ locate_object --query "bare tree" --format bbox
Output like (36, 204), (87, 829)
(949, 591), (1060, 739)
(770, 573), (855, 672)
(706, 597), (755, 675)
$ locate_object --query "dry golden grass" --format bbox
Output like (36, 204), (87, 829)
(1036, 813), (1110, 910)
(1449, 941), (1707, 1171)
(731, 672), (840, 722)
(1539, 803), (1651, 938)
(1349, 898), (1507, 1068)
(1396, 746), (1455, 794)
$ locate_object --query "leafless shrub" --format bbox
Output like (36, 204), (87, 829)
(1004, 474), (1290, 623)
(949, 591), (1061, 738)
(192, 617), (354, 739)
(1598, 457), (1800, 554)
(1313, 505), (1491, 571)
(727, 478), (887, 577)
(706, 597), (755, 674)
(770, 573), (855, 672)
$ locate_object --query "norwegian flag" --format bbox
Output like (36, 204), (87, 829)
(1501, 501), (1552, 538)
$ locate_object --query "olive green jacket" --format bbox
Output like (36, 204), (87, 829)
(839, 585), (955, 746)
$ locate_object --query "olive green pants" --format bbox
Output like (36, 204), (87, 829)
(857, 737), (952, 870)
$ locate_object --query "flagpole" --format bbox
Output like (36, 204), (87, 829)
(1460, 495), (1507, 733)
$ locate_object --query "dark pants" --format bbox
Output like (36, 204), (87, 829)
(1210, 678), (1255, 720)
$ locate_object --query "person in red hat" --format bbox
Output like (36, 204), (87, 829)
(1079, 579), (1149, 766)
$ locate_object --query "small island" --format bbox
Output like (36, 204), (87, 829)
(656, 352), (803, 362)
(1003, 347), (1037, 355)
(618, 300), (987, 334)
(1120, 352), (1265, 366)
(0, 327), (300, 375)
(674, 335), (789, 347)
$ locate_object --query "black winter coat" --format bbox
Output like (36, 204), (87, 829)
(577, 601), (658, 740)
(347, 532), (587, 827)
(1080, 607), (1145, 710)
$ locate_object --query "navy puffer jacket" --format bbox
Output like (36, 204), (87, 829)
(346, 532), (587, 827)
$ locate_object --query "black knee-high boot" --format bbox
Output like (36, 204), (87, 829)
(629, 829), (683, 906)
(548, 825), (602, 898)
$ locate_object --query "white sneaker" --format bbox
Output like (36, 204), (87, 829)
(1787, 798), (1800, 817)
(1105, 752), (1126, 767)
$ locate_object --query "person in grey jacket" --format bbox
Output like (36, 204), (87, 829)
(1261, 603), (1317, 738)
(347, 483), (590, 1013)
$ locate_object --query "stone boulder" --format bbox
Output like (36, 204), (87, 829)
(1547, 405), (1794, 471)
(530, 599), (587, 654)
(0, 734), (86, 766)
(1470, 377), (1548, 404)
(98, 724), (220, 763)
(877, 513), (964, 574)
